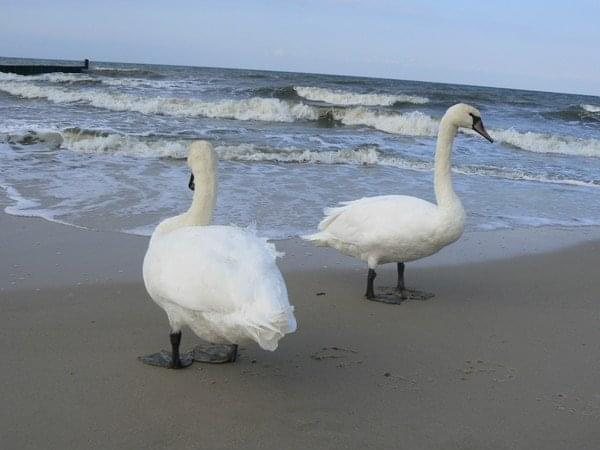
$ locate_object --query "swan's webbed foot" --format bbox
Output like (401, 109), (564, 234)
(393, 262), (434, 301)
(365, 268), (405, 304)
(139, 330), (194, 369)
(193, 344), (238, 364)
(139, 350), (193, 369)
(366, 290), (406, 305)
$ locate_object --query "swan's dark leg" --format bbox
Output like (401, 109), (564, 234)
(139, 330), (193, 369)
(193, 343), (238, 364)
(396, 262), (406, 297)
(365, 268), (376, 299)
(395, 262), (434, 301)
(366, 267), (403, 304)
(170, 331), (184, 369)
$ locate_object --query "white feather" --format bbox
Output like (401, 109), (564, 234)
(143, 141), (296, 351)
(303, 104), (489, 270)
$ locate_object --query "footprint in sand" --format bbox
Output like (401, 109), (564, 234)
(459, 359), (517, 382)
(310, 346), (363, 368)
(552, 392), (600, 417)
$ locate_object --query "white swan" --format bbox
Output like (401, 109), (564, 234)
(141, 141), (297, 368)
(303, 103), (493, 304)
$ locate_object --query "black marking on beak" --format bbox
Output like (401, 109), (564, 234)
(188, 173), (195, 191)
(470, 113), (494, 143)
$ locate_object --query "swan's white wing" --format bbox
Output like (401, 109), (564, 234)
(144, 225), (296, 349)
(144, 226), (284, 314)
(318, 195), (440, 245)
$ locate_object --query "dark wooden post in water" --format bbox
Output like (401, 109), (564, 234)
(0, 59), (90, 75)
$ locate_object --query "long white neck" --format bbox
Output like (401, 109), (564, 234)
(434, 115), (460, 208)
(185, 169), (217, 226)
(150, 168), (216, 244)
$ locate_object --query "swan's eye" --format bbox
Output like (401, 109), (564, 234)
(469, 112), (481, 127)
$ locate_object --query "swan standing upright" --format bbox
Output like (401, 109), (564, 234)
(141, 141), (296, 368)
(304, 103), (493, 304)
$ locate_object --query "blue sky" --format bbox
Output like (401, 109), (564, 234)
(1, 0), (599, 96)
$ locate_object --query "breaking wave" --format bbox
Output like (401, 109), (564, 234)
(294, 86), (428, 106)
(332, 106), (600, 158)
(582, 104), (600, 113)
(543, 104), (600, 123)
(490, 128), (600, 158)
(0, 81), (319, 122)
(0, 71), (189, 90)
(336, 108), (438, 136)
(2, 80), (599, 158)
(4, 128), (598, 188)
(254, 85), (300, 100)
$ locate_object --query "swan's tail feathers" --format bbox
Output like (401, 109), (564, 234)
(247, 306), (297, 351)
(301, 231), (331, 247)
(302, 202), (352, 245)
(243, 225), (285, 259)
(318, 205), (345, 230)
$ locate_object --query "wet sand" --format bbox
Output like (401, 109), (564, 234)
(1, 211), (600, 449)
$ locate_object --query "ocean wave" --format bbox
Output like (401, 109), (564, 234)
(3, 79), (599, 158)
(216, 143), (384, 165)
(335, 106), (600, 158)
(294, 86), (428, 106)
(0, 71), (189, 90)
(543, 104), (600, 123)
(336, 108), (439, 136)
(581, 104), (600, 113)
(0, 79), (435, 135)
(254, 85), (300, 100)
(10, 128), (596, 188)
(490, 128), (600, 158)
(0, 72), (100, 86)
(0, 81), (319, 122)
(210, 144), (600, 187)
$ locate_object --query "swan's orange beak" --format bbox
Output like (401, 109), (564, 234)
(473, 117), (493, 143)
(188, 173), (195, 191)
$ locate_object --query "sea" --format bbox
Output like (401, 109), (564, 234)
(1, 57), (600, 239)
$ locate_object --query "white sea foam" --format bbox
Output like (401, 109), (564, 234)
(336, 108), (600, 157)
(2, 183), (41, 216)
(0, 71), (188, 89)
(0, 182), (87, 228)
(490, 128), (600, 158)
(63, 130), (190, 158)
(337, 108), (439, 136)
(294, 86), (428, 106)
(3, 79), (599, 158)
(581, 104), (600, 113)
(37, 131), (600, 188)
(215, 144), (384, 165)
(0, 72), (26, 82)
(0, 81), (320, 122)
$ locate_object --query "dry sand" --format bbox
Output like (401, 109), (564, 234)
(1, 209), (600, 449)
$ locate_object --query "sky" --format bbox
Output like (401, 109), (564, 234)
(1, 0), (599, 96)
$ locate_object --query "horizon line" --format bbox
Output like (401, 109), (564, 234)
(1, 54), (599, 99)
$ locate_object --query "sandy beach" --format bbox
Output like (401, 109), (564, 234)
(1, 201), (599, 450)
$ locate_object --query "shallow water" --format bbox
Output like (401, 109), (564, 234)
(1, 58), (599, 238)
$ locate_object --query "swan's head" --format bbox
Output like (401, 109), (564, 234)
(187, 140), (217, 191)
(445, 103), (493, 143)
